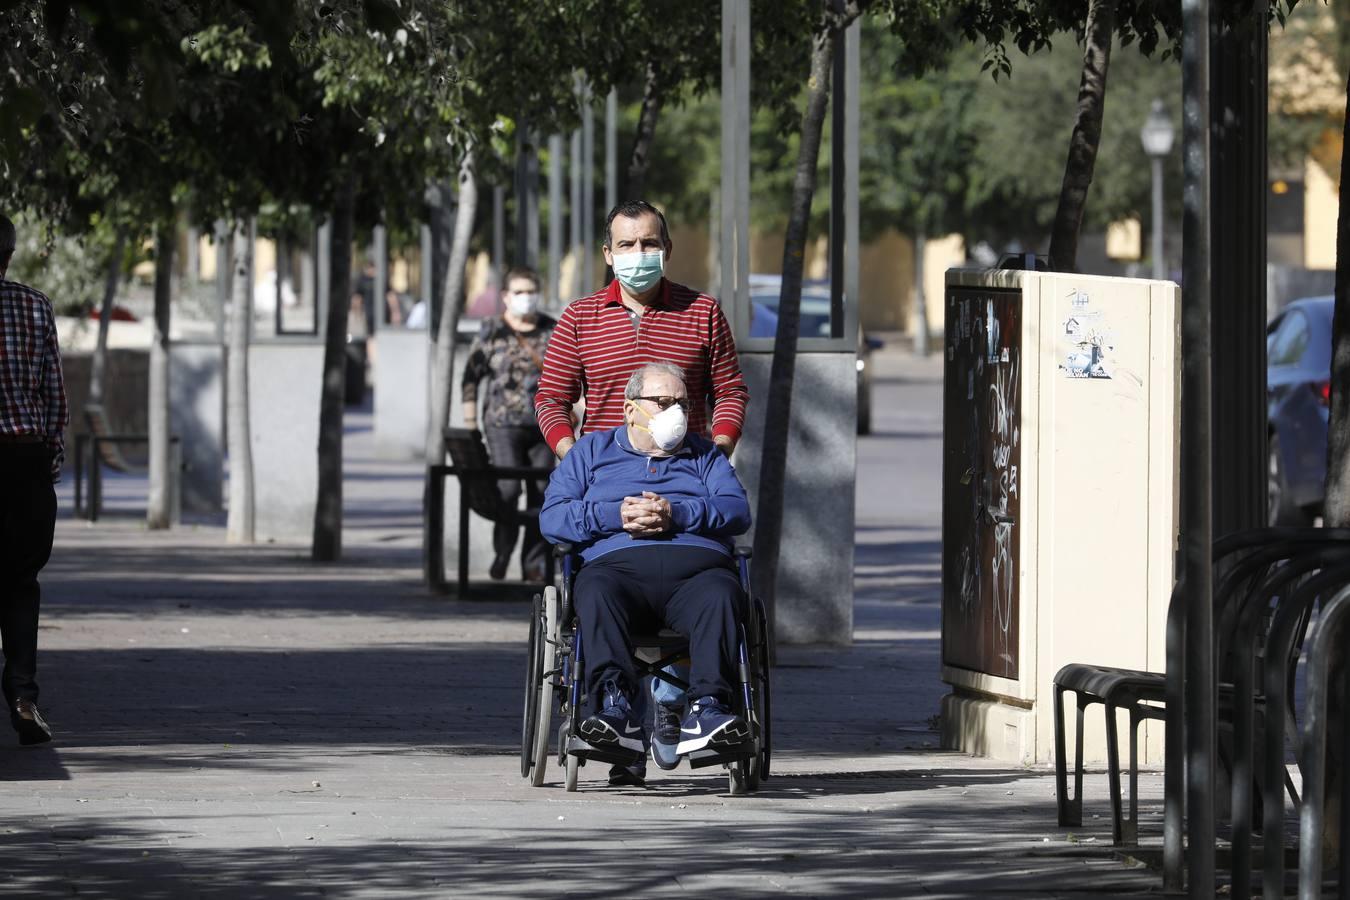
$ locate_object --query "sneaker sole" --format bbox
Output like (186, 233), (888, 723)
(579, 718), (645, 754)
(675, 718), (750, 756)
(650, 738), (681, 770)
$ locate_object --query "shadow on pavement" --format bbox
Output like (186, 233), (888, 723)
(0, 804), (1151, 899)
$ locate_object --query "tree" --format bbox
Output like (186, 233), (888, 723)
(226, 219), (255, 543)
(1046, 0), (1116, 271)
(146, 224), (175, 529)
(753, 0), (868, 638)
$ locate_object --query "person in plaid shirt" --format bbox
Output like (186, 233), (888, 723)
(0, 212), (68, 745)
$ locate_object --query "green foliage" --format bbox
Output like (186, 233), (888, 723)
(5, 212), (127, 315)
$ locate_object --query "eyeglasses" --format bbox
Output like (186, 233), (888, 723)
(635, 395), (689, 412)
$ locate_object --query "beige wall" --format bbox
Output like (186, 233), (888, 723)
(1305, 155), (1338, 270)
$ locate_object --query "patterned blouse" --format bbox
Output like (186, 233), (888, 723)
(461, 315), (557, 429)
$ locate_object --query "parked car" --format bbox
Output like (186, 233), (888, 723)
(747, 275), (879, 435)
(1267, 295), (1333, 525)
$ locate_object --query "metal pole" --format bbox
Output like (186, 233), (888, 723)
(605, 89), (618, 212)
(582, 90), (595, 289)
(214, 220), (229, 346)
(548, 133), (564, 307)
(830, 29), (845, 335)
(1152, 157), (1166, 281)
(719, 0), (736, 311)
(317, 218), (331, 340)
(515, 128), (541, 271)
(373, 224), (387, 328)
(1180, 0), (1214, 895)
(570, 128), (583, 300)
(843, 19), (859, 345)
(734, 0), (750, 318)
(493, 184), (505, 280)
(419, 224), (432, 306)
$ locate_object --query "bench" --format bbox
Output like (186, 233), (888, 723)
(73, 404), (182, 521)
(423, 427), (555, 595)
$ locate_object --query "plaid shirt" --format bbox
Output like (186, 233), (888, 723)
(0, 278), (69, 480)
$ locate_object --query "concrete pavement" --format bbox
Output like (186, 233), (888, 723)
(0, 345), (1167, 898)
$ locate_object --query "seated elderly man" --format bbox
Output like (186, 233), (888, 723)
(540, 361), (753, 766)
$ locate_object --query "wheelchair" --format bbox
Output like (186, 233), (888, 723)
(521, 543), (772, 794)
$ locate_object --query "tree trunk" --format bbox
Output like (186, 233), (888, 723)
(1319, 67), (1350, 874)
(226, 218), (256, 544)
(624, 61), (665, 200)
(752, 22), (839, 644)
(912, 232), (930, 356)
(88, 234), (125, 409)
(1046, 0), (1117, 272)
(313, 176), (356, 562)
(428, 149), (479, 466)
(146, 223), (175, 530)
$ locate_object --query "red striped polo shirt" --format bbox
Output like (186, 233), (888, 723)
(535, 278), (748, 453)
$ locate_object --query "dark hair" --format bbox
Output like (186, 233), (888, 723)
(603, 200), (670, 249)
(0, 213), (15, 266)
(503, 266), (541, 291)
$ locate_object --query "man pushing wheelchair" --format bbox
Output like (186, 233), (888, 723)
(539, 361), (754, 771)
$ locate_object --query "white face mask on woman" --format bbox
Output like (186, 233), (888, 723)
(508, 292), (540, 317)
(628, 399), (687, 452)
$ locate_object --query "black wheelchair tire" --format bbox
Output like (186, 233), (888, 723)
(755, 598), (772, 781)
(521, 594), (544, 779)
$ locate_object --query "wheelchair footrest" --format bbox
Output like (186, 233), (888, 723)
(567, 736), (644, 768)
(685, 744), (755, 770)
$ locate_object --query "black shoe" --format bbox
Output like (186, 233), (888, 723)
(578, 680), (646, 754)
(608, 761), (647, 787)
(12, 700), (52, 746)
(489, 553), (510, 581)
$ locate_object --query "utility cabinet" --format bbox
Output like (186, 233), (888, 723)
(939, 268), (1179, 764)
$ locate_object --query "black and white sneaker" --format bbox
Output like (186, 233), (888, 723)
(675, 696), (750, 755)
(579, 681), (646, 754)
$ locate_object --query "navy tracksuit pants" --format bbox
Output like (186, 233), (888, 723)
(574, 545), (740, 706)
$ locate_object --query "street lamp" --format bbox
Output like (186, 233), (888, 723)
(1139, 99), (1175, 281)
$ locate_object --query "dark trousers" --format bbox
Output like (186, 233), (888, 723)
(0, 444), (56, 708)
(483, 425), (552, 576)
(575, 546), (740, 706)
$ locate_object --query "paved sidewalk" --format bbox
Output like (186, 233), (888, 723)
(0, 349), (1166, 898)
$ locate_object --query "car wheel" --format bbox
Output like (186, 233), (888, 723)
(1269, 433), (1309, 526)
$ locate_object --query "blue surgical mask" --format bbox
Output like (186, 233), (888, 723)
(611, 250), (665, 294)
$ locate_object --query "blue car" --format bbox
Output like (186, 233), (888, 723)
(1267, 295), (1333, 525)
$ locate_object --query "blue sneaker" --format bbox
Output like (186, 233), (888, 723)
(579, 681), (646, 754)
(675, 696), (750, 755)
(651, 694), (683, 770)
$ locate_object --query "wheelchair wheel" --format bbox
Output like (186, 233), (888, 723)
(520, 594), (545, 779)
(565, 752), (580, 792)
(729, 754), (757, 795)
(527, 588), (559, 787)
(754, 598), (773, 780)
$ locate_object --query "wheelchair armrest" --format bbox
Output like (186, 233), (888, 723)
(553, 543), (575, 558)
(734, 546), (753, 559)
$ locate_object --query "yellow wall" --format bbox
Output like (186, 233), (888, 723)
(1305, 155), (1338, 270)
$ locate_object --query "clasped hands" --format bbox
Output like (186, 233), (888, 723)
(621, 491), (673, 537)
